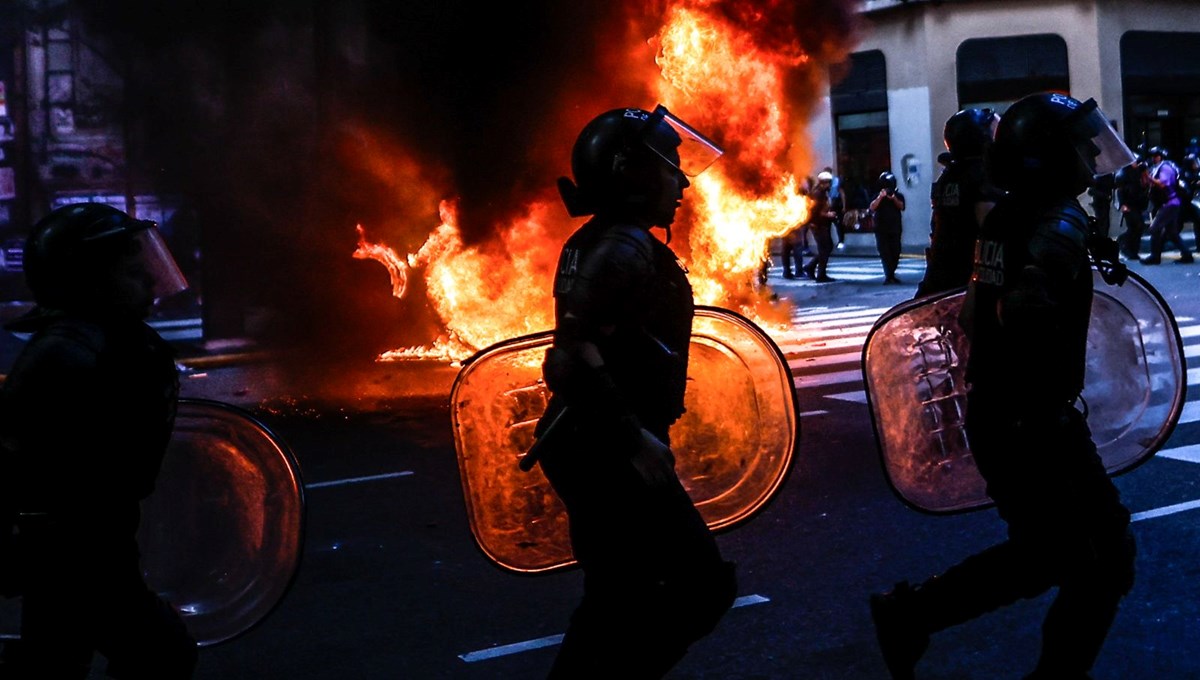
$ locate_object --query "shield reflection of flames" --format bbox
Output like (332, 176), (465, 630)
(356, 1), (826, 362)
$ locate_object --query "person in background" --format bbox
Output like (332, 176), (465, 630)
(801, 171), (839, 282)
(870, 171), (906, 284)
(0, 203), (197, 679)
(1114, 156), (1150, 260)
(534, 106), (736, 679)
(1142, 146), (1194, 264)
(870, 92), (1138, 680)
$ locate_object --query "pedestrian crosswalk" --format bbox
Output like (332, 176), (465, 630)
(764, 255), (929, 285)
(781, 305), (1200, 463)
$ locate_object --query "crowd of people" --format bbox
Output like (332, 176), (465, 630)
(1107, 142), (1200, 265)
(763, 126), (1200, 291)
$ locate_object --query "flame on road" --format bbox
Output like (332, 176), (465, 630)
(354, 1), (855, 362)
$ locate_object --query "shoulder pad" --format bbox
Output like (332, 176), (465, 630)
(1029, 200), (1089, 273)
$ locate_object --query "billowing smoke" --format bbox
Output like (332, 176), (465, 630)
(72, 0), (860, 378)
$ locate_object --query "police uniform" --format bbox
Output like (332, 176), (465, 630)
(1114, 162), (1149, 259)
(0, 312), (198, 679)
(916, 157), (998, 297)
(537, 216), (735, 680)
(916, 196), (1136, 677)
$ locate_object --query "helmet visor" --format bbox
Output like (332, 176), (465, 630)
(1068, 99), (1136, 177)
(132, 224), (189, 300)
(643, 105), (724, 177)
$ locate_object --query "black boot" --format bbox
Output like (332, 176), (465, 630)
(869, 582), (929, 680)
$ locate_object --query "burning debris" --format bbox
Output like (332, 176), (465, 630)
(354, 0), (861, 363)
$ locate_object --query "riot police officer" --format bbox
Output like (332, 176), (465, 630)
(0, 203), (197, 678)
(1114, 156), (1151, 259)
(870, 93), (1137, 680)
(915, 107), (1002, 298)
(801, 171), (839, 282)
(533, 107), (736, 679)
(1180, 153), (1200, 237)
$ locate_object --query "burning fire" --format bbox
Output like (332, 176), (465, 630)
(355, 1), (847, 363)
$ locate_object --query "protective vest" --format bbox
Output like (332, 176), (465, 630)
(0, 315), (178, 526)
(550, 218), (693, 429)
(921, 158), (993, 295)
(962, 197), (1093, 408)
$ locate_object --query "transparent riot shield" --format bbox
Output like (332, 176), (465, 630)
(451, 306), (799, 574)
(0, 399), (305, 646)
(138, 398), (305, 646)
(864, 269), (1186, 514)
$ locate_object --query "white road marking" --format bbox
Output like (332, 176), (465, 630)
(304, 471), (414, 489)
(459, 594), (771, 663)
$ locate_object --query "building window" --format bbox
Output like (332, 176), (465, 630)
(956, 34), (1069, 112)
(1121, 31), (1200, 158)
(831, 50), (890, 220)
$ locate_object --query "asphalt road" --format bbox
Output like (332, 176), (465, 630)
(146, 246), (1200, 678)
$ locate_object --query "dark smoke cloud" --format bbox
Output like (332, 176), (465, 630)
(69, 0), (858, 362)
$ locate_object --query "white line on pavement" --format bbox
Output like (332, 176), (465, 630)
(1157, 443), (1200, 464)
(826, 391), (868, 403)
(459, 594), (771, 663)
(794, 369), (863, 389)
(787, 350), (860, 371)
(304, 471), (414, 489)
(1131, 498), (1200, 523)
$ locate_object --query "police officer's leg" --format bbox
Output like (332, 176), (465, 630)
(815, 227), (834, 279)
(543, 434), (733, 680)
(1031, 527), (1134, 679)
(1029, 411), (1135, 677)
(780, 231), (796, 278)
(1168, 207), (1194, 260)
(1144, 207), (1167, 262)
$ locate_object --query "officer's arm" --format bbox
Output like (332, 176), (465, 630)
(543, 230), (652, 430)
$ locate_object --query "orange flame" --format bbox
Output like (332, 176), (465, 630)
(357, 1), (839, 361)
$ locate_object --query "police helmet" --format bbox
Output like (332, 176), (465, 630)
(878, 171), (898, 192)
(24, 202), (187, 311)
(560, 105), (722, 217)
(1148, 146), (1167, 159)
(1186, 153), (1199, 170)
(943, 108), (997, 158)
(986, 92), (1134, 196)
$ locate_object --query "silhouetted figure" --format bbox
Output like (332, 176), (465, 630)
(1142, 146), (1193, 264)
(1114, 157), (1150, 259)
(1179, 153), (1200, 237)
(535, 107), (736, 679)
(870, 171), (906, 284)
(0, 203), (197, 679)
(916, 107), (1002, 298)
(802, 172), (839, 282)
(779, 224), (806, 279)
(870, 93), (1137, 680)
(1089, 171), (1115, 238)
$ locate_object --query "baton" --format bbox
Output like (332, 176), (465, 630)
(518, 406), (570, 472)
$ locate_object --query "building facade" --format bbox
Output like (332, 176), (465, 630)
(810, 0), (1200, 252)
